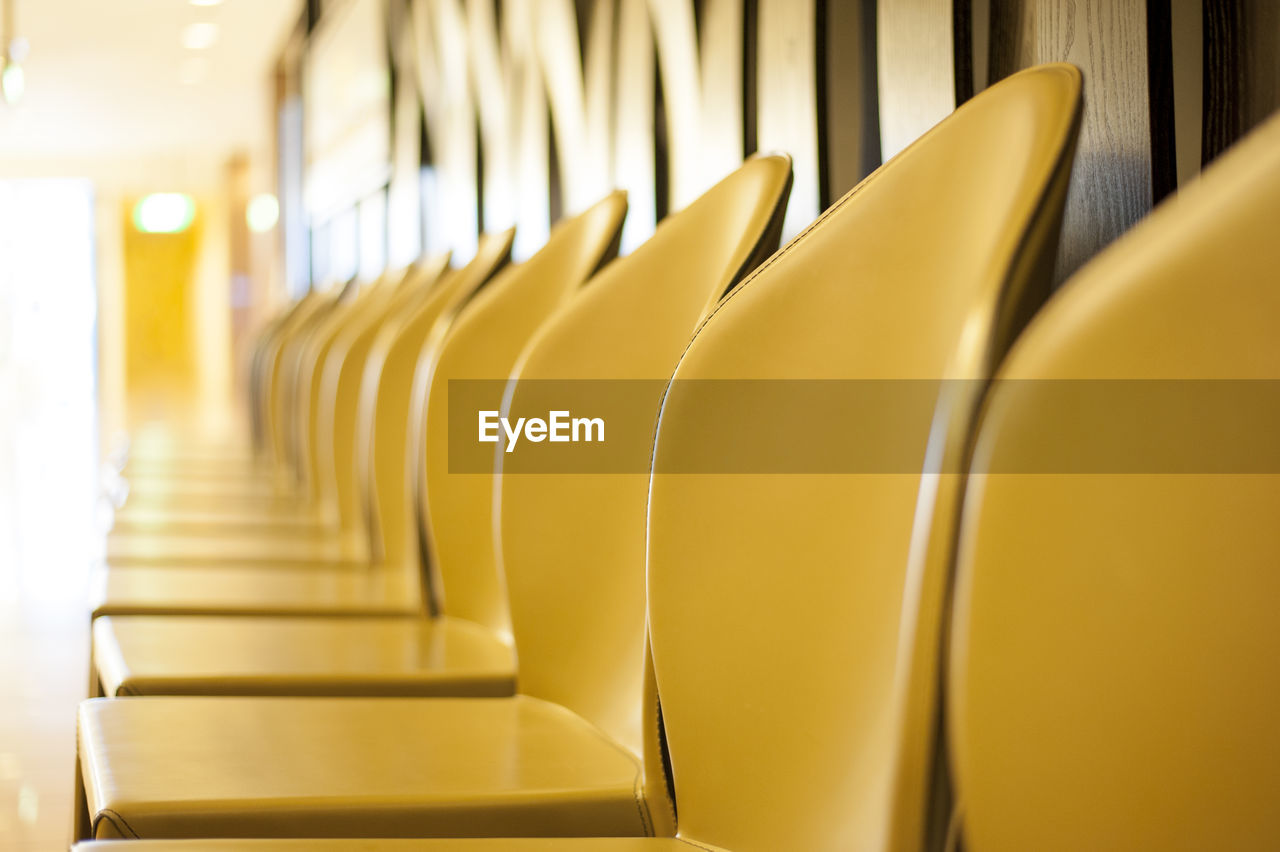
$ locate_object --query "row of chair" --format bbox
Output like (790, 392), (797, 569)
(72, 62), (1280, 850)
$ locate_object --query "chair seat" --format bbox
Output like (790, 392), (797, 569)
(104, 529), (360, 567)
(75, 840), (700, 850)
(78, 696), (650, 839)
(91, 565), (423, 618)
(93, 615), (516, 697)
(110, 505), (327, 536)
(122, 474), (285, 499)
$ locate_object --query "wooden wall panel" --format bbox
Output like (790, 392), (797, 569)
(500, 0), (553, 260)
(699, 0), (746, 187)
(1170, 0), (1203, 186)
(388, 10), (424, 268)
(467, 0), (517, 241)
(823, 0), (881, 204)
(614, 0), (658, 253)
(877, 0), (961, 160)
(411, 0), (479, 262)
(539, 0), (597, 212)
(757, 0), (820, 242)
(583, 0), (622, 202)
(988, 0), (1169, 284)
(649, 0), (707, 208)
(1202, 0), (1280, 165)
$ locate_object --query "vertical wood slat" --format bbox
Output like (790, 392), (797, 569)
(822, 0), (880, 205)
(699, 0), (746, 189)
(757, 0), (820, 241)
(988, 0), (1164, 284)
(877, 0), (960, 160)
(649, 0), (704, 209)
(1170, 0), (1203, 187)
(1202, 0), (1280, 165)
(614, 0), (658, 253)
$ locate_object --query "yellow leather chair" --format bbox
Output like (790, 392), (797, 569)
(115, 282), (369, 515)
(119, 282), (354, 505)
(74, 152), (793, 841)
(117, 290), (325, 476)
(949, 109), (1280, 851)
(119, 264), (432, 502)
(90, 192), (629, 698)
(113, 266), (440, 534)
(113, 269), (417, 512)
(72, 59), (1081, 852)
(90, 237), (512, 619)
(103, 239), (510, 567)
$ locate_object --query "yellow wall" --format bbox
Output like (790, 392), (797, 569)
(121, 202), (201, 394)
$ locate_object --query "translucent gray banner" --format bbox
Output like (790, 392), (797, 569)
(447, 379), (1280, 474)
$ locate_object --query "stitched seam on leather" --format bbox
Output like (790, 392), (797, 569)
(649, 686), (677, 831)
(646, 145), (895, 477)
(723, 159), (795, 297)
(95, 808), (141, 839)
(633, 770), (654, 836)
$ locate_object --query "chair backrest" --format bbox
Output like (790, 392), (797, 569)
(643, 63), (1081, 852)
(949, 110), (1280, 852)
(284, 272), (400, 501)
(248, 302), (305, 455)
(271, 283), (356, 477)
(497, 154), (793, 759)
(418, 191), (628, 633)
(293, 269), (406, 501)
(259, 289), (333, 466)
(315, 256), (450, 543)
(358, 232), (514, 569)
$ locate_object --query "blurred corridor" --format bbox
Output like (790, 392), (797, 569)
(2, 0), (1280, 849)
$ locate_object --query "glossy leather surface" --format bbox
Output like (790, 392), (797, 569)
(644, 64), (1081, 852)
(104, 244), (506, 570)
(318, 256), (452, 544)
(107, 271), (427, 558)
(93, 616), (514, 697)
(950, 110), (1280, 851)
(76, 158), (792, 840)
(105, 532), (359, 567)
(91, 565), (422, 618)
(79, 696), (648, 839)
(420, 191), (628, 634)
(361, 232), (514, 569)
(90, 196), (628, 699)
(500, 154), (792, 760)
(112, 258), (450, 536)
(74, 841), (703, 850)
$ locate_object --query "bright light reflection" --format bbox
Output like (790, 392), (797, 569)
(0, 178), (99, 605)
(246, 193), (280, 232)
(181, 22), (219, 50)
(133, 193), (196, 234)
(2, 63), (24, 105)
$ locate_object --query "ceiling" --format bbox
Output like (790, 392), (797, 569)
(0, 0), (300, 163)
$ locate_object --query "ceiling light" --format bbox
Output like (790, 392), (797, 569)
(181, 22), (219, 50)
(133, 194), (196, 234)
(246, 194), (280, 232)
